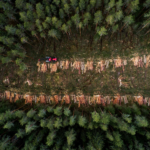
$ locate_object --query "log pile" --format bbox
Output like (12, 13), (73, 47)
(37, 54), (150, 74)
(1, 91), (150, 107)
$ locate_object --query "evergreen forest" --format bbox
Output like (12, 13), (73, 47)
(1, 0), (150, 149)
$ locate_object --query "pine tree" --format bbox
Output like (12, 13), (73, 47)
(53, 117), (62, 129)
(106, 14), (114, 25)
(70, 0), (78, 10)
(3, 121), (14, 129)
(25, 121), (38, 134)
(46, 130), (57, 146)
(19, 116), (30, 126)
(64, 107), (71, 116)
(15, 0), (25, 10)
(64, 3), (70, 15)
(27, 108), (36, 118)
(116, 0), (123, 11)
(69, 115), (76, 126)
(15, 129), (26, 138)
(83, 12), (91, 27)
(54, 106), (62, 116)
(5, 25), (16, 35)
(36, 3), (45, 19)
(48, 29), (58, 39)
(78, 115), (87, 127)
(94, 11), (103, 28)
(59, 9), (65, 19)
(91, 111), (100, 123)
(65, 129), (76, 146)
(38, 109), (46, 118)
(79, 0), (85, 12)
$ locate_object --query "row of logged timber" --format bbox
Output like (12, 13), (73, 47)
(0, 91), (150, 107)
(36, 55), (150, 73)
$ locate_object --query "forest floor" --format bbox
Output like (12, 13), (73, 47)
(1, 33), (150, 97)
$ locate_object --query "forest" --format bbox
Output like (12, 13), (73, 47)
(1, 0), (150, 149)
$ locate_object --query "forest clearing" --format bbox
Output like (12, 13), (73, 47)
(1, 0), (150, 149)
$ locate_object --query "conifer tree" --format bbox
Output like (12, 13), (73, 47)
(36, 3), (45, 19)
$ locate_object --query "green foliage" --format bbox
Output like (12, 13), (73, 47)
(15, 129), (26, 138)
(47, 117), (54, 130)
(42, 22), (49, 29)
(88, 121), (94, 129)
(79, 0), (85, 11)
(0, 135), (11, 150)
(106, 131), (114, 141)
(48, 29), (58, 39)
(19, 12), (28, 22)
(3, 121), (14, 129)
(21, 37), (28, 43)
(106, 15), (114, 25)
(105, 0), (115, 12)
(70, 0), (78, 9)
(27, 109), (36, 118)
(91, 111), (100, 123)
(122, 114), (132, 123)
(25, 121), (38, 134)
(5, 25), (16, 35)
(5, 110), (15, 120)
(45, 17), (51, 24)
(63, 117), (69, 126)
(130, 0), (139, 13)
(38, 109), (46, 118)
(45, 6), (51, 17)
(71, 14), (80, 27)
(146, 131), (150, 139)
(86, 131), (104, 150)
(54, 107), (62, 116)
(15, 0), (25, 9)
(46, 130), (57, 146)
(59, 9), (65, 19)
(135, 115), (148, 127)
(61, 24), (69, 33)
(78, 116), (87, 127)
(115, 10), (123, 21)
(15, 110), (25, 118)
(112, 131), (123, 147)
(83, 12), (91, 26)
(40, 119), (47, 127)
(1, 57), (11, 64)
(70, 115), (76, 126)
(47, 106), (53, 113)
(127, 125), (136, 135)
(64, 108), (71, 116)
(64, 4), (70, 15)
(143, 0), (150, 8)
(19, 116), (30, 126)
(52, 16), (58, 26)
(90, 0), (96, 8)
(36, 3), (45, 19)
(123, 15), (134, 26)
(53, 0), (60, 6)
(116, 0), (123, 11)
(53, 117), (62, 129)
(65, 129), (76, 146)
(50, 4), (57, 15)
(97, 26), (107, 36)
(94, 10), (103, 25)
(100, 112), (110, 124)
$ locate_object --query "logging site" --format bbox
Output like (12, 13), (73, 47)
(1, 0), (150, 149)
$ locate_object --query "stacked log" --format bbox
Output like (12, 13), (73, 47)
(37, 54), (150, 73)
(3, 91), (150, 106)
(39, 95), (46, 104)
(5, 91), (10, 100)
